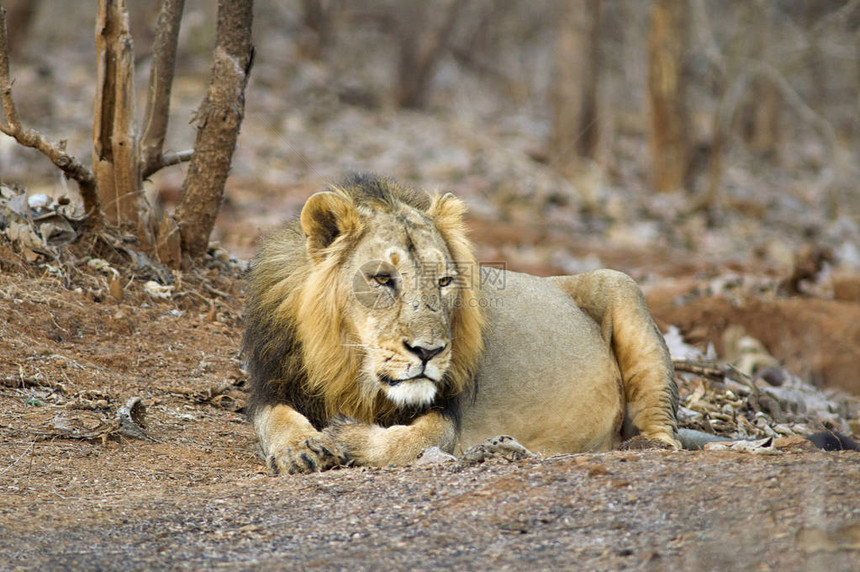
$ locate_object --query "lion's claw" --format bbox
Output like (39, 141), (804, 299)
(267, 434), (349, 475)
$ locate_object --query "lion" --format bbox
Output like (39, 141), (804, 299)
(244, 174), (680, 474)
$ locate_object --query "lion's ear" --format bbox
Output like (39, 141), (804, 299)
(301, 191), (361, 260)
(428, 192), (467, 229)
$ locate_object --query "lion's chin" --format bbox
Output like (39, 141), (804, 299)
(382, 377), (437, 408)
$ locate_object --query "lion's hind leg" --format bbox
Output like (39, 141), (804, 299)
(551, 270), (680, 449)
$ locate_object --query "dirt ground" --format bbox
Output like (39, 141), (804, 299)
(1, 241), (859, 571)
(2, 3), (860, 568)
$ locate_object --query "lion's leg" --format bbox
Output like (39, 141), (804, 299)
(552, 270), (680, 449)
(253, 404), (349, 475)
(324, 411), (457, 467)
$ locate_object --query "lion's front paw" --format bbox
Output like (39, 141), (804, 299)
(459, 435), (534, 467)
(322, 415), (439, 467)
(323, 414), (361, 434)
(321, 415), (372, 462)
(267, 433), (350, 475)
(321, 415), (361, 446)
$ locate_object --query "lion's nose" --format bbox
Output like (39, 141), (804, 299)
(403, 340), (446, 363)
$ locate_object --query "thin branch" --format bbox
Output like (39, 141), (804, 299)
(673, 359), (759, 395)
(158, 149), (194, 172)
(704, 58), (838, 208)
(672, 360), (725, 379)
(141, 0), (186, 179)
(0, 5), (101, 217)
(0, 440), (35, 476)
(812, 0), (860, 34)
(145, 149), (193, 178)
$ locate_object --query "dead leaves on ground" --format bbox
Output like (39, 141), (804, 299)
(36, 397), (155, 444)
(7, 377), (245, 445)
(159, 380), (246, 412)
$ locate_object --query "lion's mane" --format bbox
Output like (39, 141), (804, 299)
(243, 175), (485, 429)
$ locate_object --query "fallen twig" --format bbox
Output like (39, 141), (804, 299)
(673, 358), (759, 397)
(0, 373), (62, 390)
(672, 360), (724, 379)
(0, 440), (35, 476)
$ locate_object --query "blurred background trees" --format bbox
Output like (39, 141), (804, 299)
(548, 0), (602, 174)
(258, 0), (857, 203)
(0, 0), (253, 268)
(1, 0), (858, 262)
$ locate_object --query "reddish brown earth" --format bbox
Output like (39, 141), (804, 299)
(1, 240), (859, 571)
(2, 3), (860, 568)
(650, 294), (860, 396)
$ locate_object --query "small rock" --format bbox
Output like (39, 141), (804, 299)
(143, 281), (173, 300)
(27, 193), (49, 210)
(415, 447), (456, 465)
(117, 397), (158, 442)
(704, 437), (778, 454)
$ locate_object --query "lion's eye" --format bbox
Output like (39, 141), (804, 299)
(438, 276), (453, 288)
(373, 274), (393, 286)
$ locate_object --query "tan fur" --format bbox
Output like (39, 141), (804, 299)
(244, 175), (679, 474)
(325, 410), (456, 467)
(254, 404), (348, 474)
(291, 188), (483, 423)
(551, 272), (680, 448)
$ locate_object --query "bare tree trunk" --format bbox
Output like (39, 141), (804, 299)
(174, 0), (254, 261)
(647, 0), (690, 193)
(740, 2), (780, 159)
(744, 77), (780, 157)
(549, 0), (602, 172)
(141, 0), (186, 179)
(395, 0), (465, 109)
(93, 0), (142, 229)
(297, 0), (330, 60)
(2, 0), (36, 58)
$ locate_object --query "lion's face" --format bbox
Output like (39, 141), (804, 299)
(344, 207), (460, 407)
(296, 186), (483, 418)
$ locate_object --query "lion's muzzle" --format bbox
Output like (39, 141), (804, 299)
(403, 340), (446, 363)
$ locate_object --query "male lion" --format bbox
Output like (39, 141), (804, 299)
(244, 174), (680, 474)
